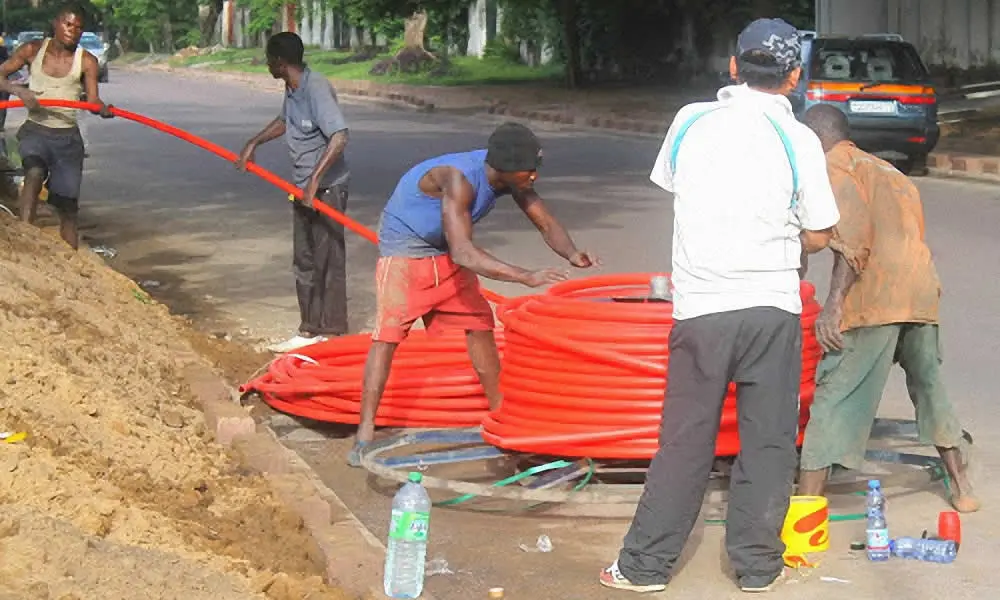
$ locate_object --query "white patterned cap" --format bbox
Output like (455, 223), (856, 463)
(737, 18), (802, 71)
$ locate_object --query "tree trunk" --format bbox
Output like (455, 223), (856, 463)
(160, 16), (174, 52)
(403, 10), (428, 50)
(558, 0), (582, 88)
(199, 0), (223, 47)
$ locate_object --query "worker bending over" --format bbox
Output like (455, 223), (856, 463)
(798, 105), (979, 513)
(348, 122), (598, 466)
(0, 2), (113, 249)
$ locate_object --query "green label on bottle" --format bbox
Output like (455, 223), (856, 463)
(389, 509), (430, 542)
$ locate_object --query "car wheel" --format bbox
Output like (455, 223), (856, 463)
(900, 154), (929, 177)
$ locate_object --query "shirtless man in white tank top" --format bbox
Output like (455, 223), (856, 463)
(0, 3), (113, 249)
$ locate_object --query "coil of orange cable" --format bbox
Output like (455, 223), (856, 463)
(480, 274), (822, 459)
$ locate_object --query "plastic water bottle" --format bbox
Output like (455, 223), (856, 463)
(384, 472), (432, 598)
(865, 479), (891, 561)
(890, 537), (958, 564)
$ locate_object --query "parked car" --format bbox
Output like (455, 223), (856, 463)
(789, 32), (938, 174)
(80, 32), (110, 82)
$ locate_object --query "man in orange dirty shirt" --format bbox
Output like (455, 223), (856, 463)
(347, 122), (599, 467)
(797, 105), (979, 513)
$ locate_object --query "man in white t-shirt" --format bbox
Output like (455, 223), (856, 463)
(600, 18), (841, 594)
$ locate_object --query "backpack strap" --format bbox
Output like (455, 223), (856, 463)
(669, 107), (800, 208)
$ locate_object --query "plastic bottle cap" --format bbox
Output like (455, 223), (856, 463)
(868, 479), (881, 489)
(408, 472), (423, 484)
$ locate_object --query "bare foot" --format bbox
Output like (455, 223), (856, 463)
(939, 446), (981, 513)
(951, 493), (982, 513)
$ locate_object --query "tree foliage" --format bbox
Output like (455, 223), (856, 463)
(343, 0), (466, 49)
(497, 0), (814, 87)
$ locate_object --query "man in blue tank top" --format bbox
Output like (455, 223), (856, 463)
(348, 122), (599, 466)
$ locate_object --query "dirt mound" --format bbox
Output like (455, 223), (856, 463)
(0, 217), (356, 599)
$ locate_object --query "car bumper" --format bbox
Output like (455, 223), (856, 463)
(849, 124), (940, 159)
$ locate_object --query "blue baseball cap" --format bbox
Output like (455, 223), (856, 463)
(737, 18), (802, 71)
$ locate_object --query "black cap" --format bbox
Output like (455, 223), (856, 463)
(486, 122), (542, 173)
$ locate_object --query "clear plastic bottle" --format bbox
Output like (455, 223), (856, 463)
(865, 479), (890, 561)
(890, 537), (958, 564)
(384, 472), (432, 598)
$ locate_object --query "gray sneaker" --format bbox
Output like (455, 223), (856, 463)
(347, 440), (370, 468)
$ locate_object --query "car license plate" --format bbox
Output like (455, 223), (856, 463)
(849, 100), (897, 114)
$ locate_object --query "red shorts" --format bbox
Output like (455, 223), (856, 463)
(372, 255), (495, 343)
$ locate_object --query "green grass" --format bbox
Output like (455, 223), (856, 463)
(135, 46), (562, 87)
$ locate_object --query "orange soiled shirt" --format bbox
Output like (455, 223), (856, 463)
(825, 141), (941, 331)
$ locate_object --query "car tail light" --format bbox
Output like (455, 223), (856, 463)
(806, 87), (851, 102)
(908, 136), (927, 143)
(807, 84), (936, 105)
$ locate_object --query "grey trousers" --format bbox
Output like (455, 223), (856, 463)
(618, 307), (802, 584)
(293, 184), (349, 336)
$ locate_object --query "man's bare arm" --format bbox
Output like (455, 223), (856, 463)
(825, 251), (858, 308)
(513, 188), (580, 260)
(248, 117), (286, 147)
(0, 41), (36, 80)
(237, 117), (286, 171)
(800, 227), (834, 254)
(307, 129), (349, 188)
(81, 53), (108, 113)
(0, 43), (39, 105)
(440, 169), (534, 283)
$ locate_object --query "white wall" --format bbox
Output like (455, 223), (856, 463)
(816, 0), (889, 36)
(818, 0), (1000, 68)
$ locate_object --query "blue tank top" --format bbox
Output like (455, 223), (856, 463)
(378, 149), (499, 257)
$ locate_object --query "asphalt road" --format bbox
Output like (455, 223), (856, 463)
(49, 67), (1000, 599)
(66, 68), (673, 343)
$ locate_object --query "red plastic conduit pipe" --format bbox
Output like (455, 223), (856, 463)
(0, 97), (501, 307)
(245, 329), (502, 427)
(2, 101), (824, 458)
(481, 275), (823, 459)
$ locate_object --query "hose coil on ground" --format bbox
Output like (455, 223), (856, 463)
(481, 274), (822, 459)
(244, 275), (823, 461)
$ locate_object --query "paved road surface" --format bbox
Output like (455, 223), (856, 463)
(46, 67), (1000, 599)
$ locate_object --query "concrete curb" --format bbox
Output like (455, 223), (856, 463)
(927, 152), (1000, 183)
(178, 355), (424, 599)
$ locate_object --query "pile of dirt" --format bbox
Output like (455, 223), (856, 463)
(0, 217), (357, 600)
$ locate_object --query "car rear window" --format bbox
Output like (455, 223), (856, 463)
(808, 40), (929, 84)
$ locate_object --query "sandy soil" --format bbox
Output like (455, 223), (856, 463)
(0, 215), (355, 600)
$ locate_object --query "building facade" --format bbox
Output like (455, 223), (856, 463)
(817, 0), (1000, 68)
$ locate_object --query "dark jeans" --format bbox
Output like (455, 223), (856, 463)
(617, 307), (802, 585)
(293, 184), (348, 336)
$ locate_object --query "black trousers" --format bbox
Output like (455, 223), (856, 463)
(293, 184), (348, 336)
(617, 307), (802, 584)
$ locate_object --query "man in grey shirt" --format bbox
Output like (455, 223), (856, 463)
(238, 32), (351, 353)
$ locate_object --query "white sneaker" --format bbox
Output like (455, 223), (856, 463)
(266, 335), (326, 354)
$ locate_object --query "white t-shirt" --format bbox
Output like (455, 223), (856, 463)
(650, 84), (841, 320)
